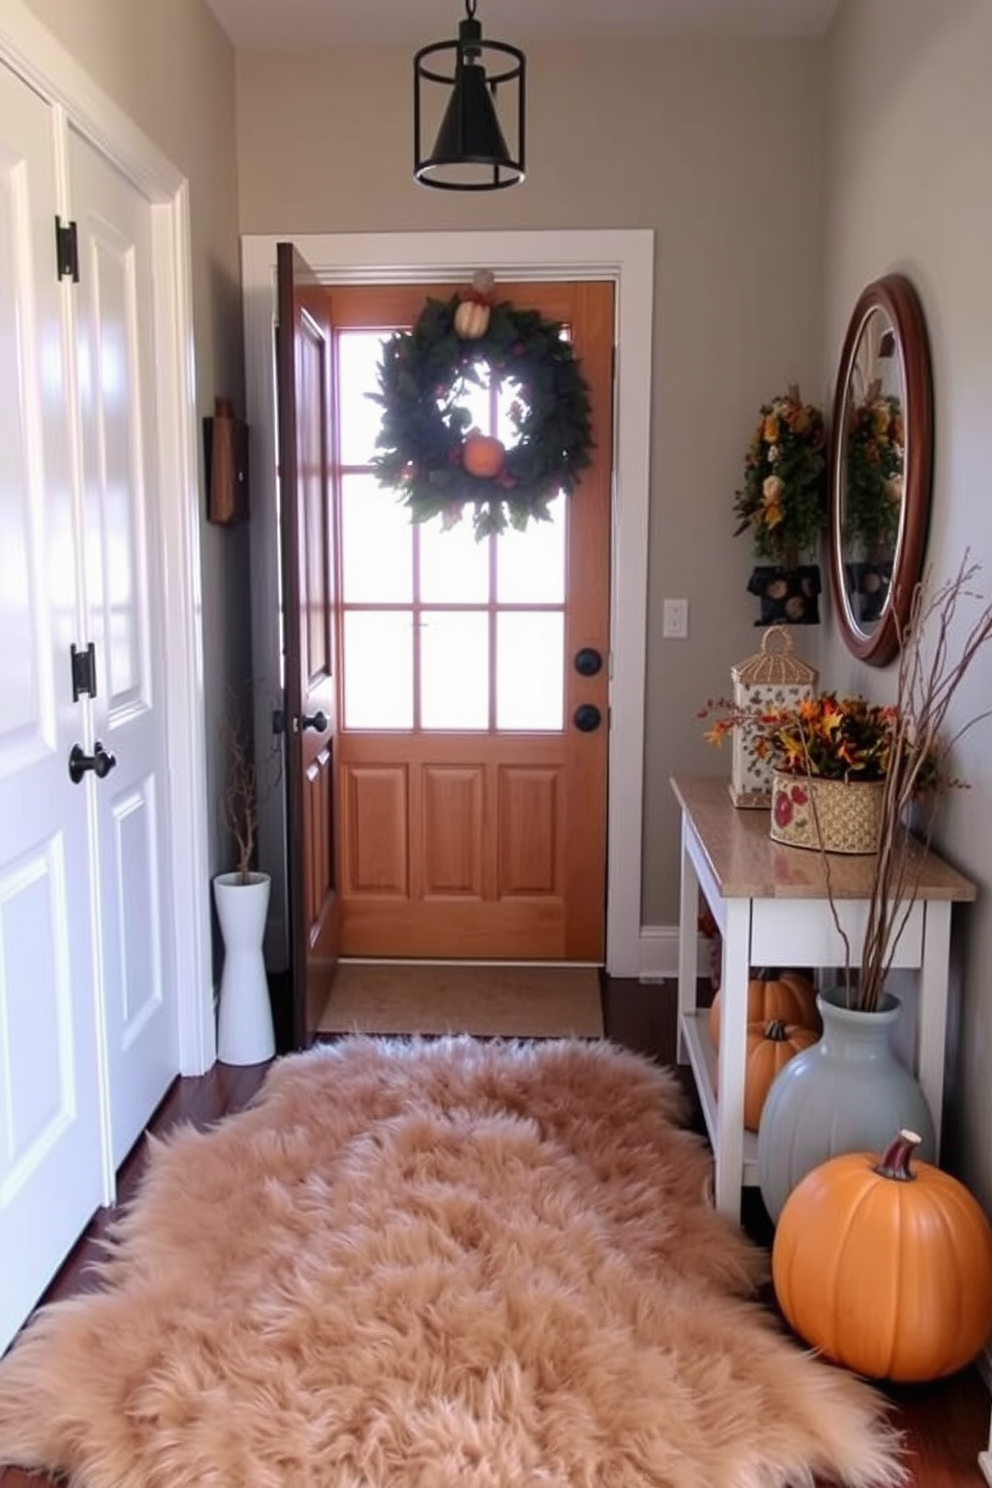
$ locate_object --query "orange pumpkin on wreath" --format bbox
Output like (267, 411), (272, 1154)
(463, 431), (506, 480)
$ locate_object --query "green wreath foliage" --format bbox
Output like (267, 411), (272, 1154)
(368, 294), (594, 540)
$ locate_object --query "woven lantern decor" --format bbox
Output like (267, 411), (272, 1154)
(729, 628), (818, 808)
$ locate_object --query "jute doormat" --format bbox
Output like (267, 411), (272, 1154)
(317, 962), (604, 1038)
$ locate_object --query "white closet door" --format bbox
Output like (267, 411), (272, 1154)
(0, 66), (106, 1353)
(69, 130), (178, 1168)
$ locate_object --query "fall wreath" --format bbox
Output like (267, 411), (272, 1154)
(369, 277), (594, 539)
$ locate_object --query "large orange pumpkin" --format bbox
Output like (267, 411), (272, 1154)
(708, 968), (819, 1050)
(462, 431), (505, 479)
(741, 1019), (819, 1132)
(773, 1130), (992, 1382)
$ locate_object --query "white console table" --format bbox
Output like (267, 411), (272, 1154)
(672, 774), (975, 1220)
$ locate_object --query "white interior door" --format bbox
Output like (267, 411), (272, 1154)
(0, 62), (106, 1352)
(69, 128), (178, 1167)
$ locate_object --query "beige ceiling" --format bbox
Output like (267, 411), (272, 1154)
(204, 0), (841, 49)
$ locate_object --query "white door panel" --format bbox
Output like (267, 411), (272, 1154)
(0, 61), (105, 1354)
(69, 128), (178, 1167)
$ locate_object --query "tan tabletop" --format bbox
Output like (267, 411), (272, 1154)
(671, 774), (976, 904)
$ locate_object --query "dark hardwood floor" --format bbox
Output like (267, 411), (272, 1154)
(1, 976), (989, 1486)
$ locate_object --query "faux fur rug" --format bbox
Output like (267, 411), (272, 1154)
(0, 1038), (904, 1488)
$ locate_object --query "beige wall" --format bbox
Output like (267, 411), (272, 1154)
(237, 39), (828, 923)
(823, 0), (992, 1198)
(24, 0), (251, 893)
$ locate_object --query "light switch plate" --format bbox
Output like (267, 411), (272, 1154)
(663, 598), (689, 639)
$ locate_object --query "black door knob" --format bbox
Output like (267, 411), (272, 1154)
(573, 703), (602, 733)
(68, 741), (117, 784)
(574, 647), (603, 677)
(299, 710), (328, 733)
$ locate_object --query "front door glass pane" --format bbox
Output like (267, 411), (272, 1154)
(337, 331), (389, 466)
(343, 610), (413, 728)
(421, 610), (488, 730)
(340, 474), (412, 604)
(496, 612), (564, 730)
(496, 493), (566, 604)
(420, 513), (490, 604)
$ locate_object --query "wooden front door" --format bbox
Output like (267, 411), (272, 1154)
(327, 281), (614, 962)
(276, 244), (340, 1047)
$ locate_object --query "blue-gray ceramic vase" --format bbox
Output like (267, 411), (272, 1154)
(757, 987), (936, 1222)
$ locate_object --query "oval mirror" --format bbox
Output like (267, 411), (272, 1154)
(828, 274), (933, 666)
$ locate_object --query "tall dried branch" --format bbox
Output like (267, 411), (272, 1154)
(219, 684), (283, 885)
(848, 553), (992, 1010)
(219, 701), (257, 885)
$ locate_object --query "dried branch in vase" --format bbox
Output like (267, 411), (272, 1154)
(848, 555), (992, 1010)
(219, 685), (282, 885)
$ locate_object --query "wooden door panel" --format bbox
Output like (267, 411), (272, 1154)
(305, 749), (333, 926)
(302, 340), (332, 687)
(341, 898), (564, 960)
(340, 764), (409, 895)
(499, 767), (560, 895)
(327, 281), (613, 963)
(276, 244), (340, 1048)
(337, 739), (596, 958)
(422, 767), (484, 896)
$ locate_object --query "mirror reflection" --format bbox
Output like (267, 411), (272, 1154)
(839, 309), (906, 630)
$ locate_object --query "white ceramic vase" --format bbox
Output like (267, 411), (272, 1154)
(213, 871), (275, 1065)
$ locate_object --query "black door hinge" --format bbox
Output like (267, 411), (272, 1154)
(70, 642), (97, 701)
(55, 217), (79, 282)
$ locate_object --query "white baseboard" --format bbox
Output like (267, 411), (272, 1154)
(638, 924), (709, 983)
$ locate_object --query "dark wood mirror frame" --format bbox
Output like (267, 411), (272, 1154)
(828, 273), (933, 667)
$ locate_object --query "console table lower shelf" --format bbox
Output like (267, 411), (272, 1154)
(680, 1010), (759, 1188)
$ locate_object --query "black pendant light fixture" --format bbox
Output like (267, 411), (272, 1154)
(414, 0), (526, 191)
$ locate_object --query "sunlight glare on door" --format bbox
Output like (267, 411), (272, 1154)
(421, 610), (488, 728)
(340, 474), (412, 604)
(420, 513), (488, 604)
(343, 610), (413, 728)
(497, 611), (565, 730)
(496, 494), (565, 603)
(337, 333), (387, 466)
